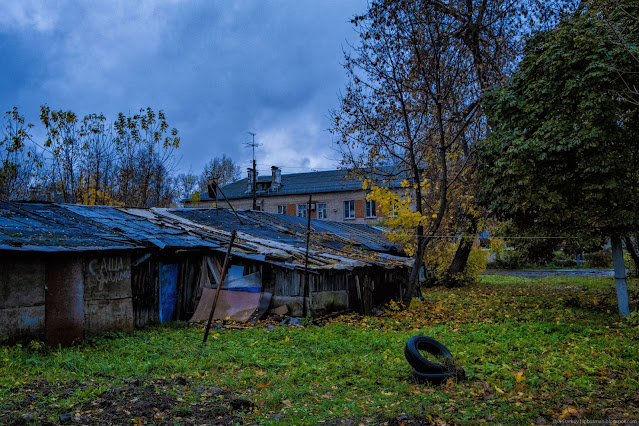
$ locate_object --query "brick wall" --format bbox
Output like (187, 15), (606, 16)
(354, 199), (365, 219)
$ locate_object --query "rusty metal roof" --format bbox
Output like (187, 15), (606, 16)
(0, 201), (410, 271)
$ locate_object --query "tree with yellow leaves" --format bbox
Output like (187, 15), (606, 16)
(332, 0), (581, 303)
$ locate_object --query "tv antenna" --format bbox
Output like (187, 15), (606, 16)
(244, 132), (261, 210)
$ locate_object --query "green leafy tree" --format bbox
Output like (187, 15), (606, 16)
(113, 108), (180, 207)
(40, 106), (81, 202)
(478, 0), (639, 315)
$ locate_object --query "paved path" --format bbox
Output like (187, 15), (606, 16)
(484, 268), (614, 278)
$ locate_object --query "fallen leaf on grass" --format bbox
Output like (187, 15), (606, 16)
(557, 406), (579, 419)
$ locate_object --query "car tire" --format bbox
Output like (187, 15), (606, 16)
(404, 335), (453, 374)
(412, 369), (457, 385)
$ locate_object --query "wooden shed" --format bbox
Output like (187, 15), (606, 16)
(0, 202), (411, 345)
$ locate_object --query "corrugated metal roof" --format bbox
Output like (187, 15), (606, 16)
(0, 202), (139, 252)
(0, 202), (411, 271)
(171, 208), (399, 253)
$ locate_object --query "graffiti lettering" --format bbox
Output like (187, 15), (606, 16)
(88, 257), (131, 291)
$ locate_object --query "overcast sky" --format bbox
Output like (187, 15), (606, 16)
(0, 0), (367, 178)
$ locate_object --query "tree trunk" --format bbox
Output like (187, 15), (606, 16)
(402, 231), (428, 306)
(611, 236), (630, 317)
(445, 216), (478, 287)
(624, 236), (639, 277)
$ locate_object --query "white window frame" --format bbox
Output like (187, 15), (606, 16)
(297, 203), (307, 218)
(317, 202), (327, 220)
(277, 205), (286, 215)
(344, 200), (355, 219)
(365, 200), (376, 218)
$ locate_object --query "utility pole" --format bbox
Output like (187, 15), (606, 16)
(246, 132), (258, 210)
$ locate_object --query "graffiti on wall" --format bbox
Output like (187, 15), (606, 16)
(88, 257), (131, 291)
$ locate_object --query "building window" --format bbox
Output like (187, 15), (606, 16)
(344, 200), (355, 219)
(297, 203), (307, 218)
(317, 202), (327, 219)
(390, 204), (398, 217)
(365, 200), (376, 218)
(277, 205), (286, 214)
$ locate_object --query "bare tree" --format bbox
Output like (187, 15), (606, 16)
(333, 0), (580, 302)
(175, 172), (200, 202)
(77, 114), (118, 205)
(596, 0), (639, 106)
(199, 154), (240, 190)
(0, 107), (40, 200)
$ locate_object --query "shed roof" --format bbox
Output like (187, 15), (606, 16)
(0, 201), (410, 271)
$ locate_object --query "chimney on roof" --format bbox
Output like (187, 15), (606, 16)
(271, 166), (281, 189)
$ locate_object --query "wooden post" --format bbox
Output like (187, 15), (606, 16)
(203, 230), (237, 343)
(303, 195), (312, 317)
(611, 236), (630, 317)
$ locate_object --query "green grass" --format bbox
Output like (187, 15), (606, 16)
(1, 275), (638, 424)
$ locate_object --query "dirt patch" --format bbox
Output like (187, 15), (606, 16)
(0, 376), (252, 425)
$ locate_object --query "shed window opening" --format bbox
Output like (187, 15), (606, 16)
(344, 200), (355, 219)
(317, 202), (327, 220)
(277, 205), (287, 214)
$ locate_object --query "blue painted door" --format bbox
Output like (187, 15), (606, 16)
(159, 263), (178, 322)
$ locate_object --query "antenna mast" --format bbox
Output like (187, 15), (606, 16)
(246, 132), (259, 210)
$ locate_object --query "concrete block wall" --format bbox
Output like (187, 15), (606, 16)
(83, 255), (134, 337)
(0, 254), (134, 345)
(0, 261), (46, 342)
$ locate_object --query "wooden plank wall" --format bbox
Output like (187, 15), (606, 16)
(176, 256), (202, 321)
(131, 251), (409, 323)
(131, 257), (158, 328)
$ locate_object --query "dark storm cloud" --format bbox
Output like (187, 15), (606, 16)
(0, 0), (366, 177)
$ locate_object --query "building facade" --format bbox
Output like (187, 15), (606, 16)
(186, 167), (403, 225)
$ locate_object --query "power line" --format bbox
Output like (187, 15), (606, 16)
(240, 162), (339, 171)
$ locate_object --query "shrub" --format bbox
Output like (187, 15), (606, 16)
(492, 249), (524, 269)
(425, 242), (489, 287)
(584, 250), (612, 268)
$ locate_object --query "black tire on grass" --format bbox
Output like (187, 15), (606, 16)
(404, 336), (453, 374)
(412, 369), (457, 385)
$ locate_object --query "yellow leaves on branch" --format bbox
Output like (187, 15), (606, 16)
(364, 180), (431, 257)
(79, 184), (122, 206)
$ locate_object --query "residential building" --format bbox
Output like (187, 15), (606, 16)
(186, 166), (404, 224)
